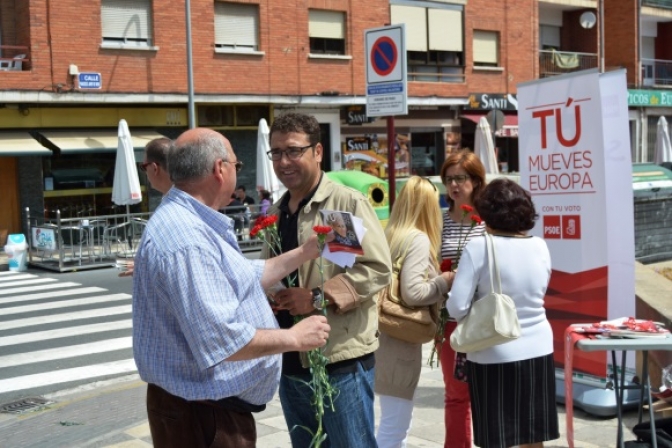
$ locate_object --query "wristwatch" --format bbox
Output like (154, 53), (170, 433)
(312, 287), (325, 311)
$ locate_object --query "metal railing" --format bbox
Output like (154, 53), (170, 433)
(642, 0), (672, 9)
(539, 50), (598, 78)
(24, 204), (266, 272)
(408, 66), (465, 83)
(642, 58), (672, 87)
(25, 208), (151, 272)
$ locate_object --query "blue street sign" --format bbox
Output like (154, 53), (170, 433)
(78, 73), (102, 89)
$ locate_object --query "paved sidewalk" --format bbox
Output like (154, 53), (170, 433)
(0, 343), (643, 448)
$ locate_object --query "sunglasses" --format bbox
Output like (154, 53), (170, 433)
(140, 161), (154, 172)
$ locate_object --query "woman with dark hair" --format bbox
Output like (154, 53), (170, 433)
(447, 178), (559, 448)
(258, 189), (272, 215)
(438, 149), (487, 448)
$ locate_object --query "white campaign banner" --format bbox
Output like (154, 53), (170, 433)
(518, 69), (635, 375)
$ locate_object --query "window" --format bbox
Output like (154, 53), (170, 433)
(539, 25), (560, 50)
(390, 4), (464, 83)
(197, 105), (270, 127)
(101, 0), (153, 47)
(214, 2), (260, 52)
(309, 10), (346, 55)
(473, 30), (499, 67)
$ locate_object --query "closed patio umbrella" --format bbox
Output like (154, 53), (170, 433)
(111, 119), (142, 251)
(654, 116), (672, 165)
(256, 118), (286, 202)
(475, 116), (499, 174)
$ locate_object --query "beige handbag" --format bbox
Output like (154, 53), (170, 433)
(378, 234), (438, 344)
(449, 233), (521, 353)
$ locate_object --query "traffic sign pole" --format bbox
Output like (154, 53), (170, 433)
(387, 116), (396, 208)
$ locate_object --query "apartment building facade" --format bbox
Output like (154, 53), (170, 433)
(0, 0), (670, 235)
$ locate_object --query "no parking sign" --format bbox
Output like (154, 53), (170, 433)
(365, 25), (407, 117)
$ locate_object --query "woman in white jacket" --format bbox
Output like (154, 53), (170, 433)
(447, 179), (559, 448)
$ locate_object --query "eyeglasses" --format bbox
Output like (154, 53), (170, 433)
(266, 145), (313, 161)
(139, 161), (154, 172)
(443, 175), (470, 185)
(223, 160), (244, 173)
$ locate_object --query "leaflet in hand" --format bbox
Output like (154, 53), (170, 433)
(320, 210), (366, 268)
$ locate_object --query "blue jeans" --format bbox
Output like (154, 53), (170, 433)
(279, 361), (376, 448)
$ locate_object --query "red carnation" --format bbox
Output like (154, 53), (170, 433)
(249, 225), (261, 238)
(313, 225), (332, 235)
(470, 215), (483, 225)
(440, 259), (453, 272)
(460, 204), (474, 213)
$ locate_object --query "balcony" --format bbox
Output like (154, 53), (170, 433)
(539, 50), (598, 78)
(642, 58), (672, 87)
(0, 46), (30, 72)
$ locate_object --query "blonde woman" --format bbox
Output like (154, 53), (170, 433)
(375, 176), (455, 448)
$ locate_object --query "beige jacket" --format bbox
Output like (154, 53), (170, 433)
(374, 231), (449, 400)
(263, 174), (392, 365)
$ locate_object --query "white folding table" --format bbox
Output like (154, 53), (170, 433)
(577, 336), (672, 448)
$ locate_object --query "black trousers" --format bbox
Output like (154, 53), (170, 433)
(146, 383), (256, 448)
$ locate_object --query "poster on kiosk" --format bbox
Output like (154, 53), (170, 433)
(517, 69), (635, 381)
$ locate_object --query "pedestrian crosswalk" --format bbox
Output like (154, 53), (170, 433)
(0, 271), (136, 402)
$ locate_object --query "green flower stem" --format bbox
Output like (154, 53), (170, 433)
(292, 234), (336, 448)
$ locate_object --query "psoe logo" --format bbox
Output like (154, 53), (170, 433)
(543, 215), (561, 239)
(562, 215), (581, 239)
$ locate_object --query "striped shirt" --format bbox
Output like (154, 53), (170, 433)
(440, 212), (486, 265)
(133, 187), (280, 405)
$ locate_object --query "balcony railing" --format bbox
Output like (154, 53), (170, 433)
(0, 45), (30, 72)
(642, 58), (672, 87)
(642, 0), (672, 9)
(539, 50), (598, 78)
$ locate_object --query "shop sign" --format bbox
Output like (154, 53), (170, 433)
(345, 137), (372, 151)
(627, 89), (672, 107)
(466, 93), (518, 111)
(345, 106), (372, 125)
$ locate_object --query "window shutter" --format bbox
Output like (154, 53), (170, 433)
(101, 0), (151, 41)
(214, 2), (259, 49)
(308, 10), (345, 39)
(473, 30), (498, 64)
(539, 25), (560, 49)
(390, 5), (427, 52)
(428, 8), (462, 52)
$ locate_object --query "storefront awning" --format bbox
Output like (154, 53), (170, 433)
(461, 113), (519, 137)
(37, 130), (167, 154)
(0, 132), (52, 156)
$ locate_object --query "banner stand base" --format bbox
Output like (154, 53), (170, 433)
(555, 369), (644, 417)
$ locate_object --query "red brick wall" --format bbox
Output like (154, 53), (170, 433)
(604, 0), (638, 86)
(0, 0), (539, 99)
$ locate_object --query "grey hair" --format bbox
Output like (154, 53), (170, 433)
(168, 132), (229, 183)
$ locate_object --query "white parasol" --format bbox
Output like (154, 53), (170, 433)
(256, 118), (286, 201)
(654, 116), (672, 165)
(111, 119), (142, 249)
(474, 116), (499, 174)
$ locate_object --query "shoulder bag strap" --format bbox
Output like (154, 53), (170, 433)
(485, 233), (502, 295)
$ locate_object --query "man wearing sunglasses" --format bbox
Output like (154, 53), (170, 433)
(264, 112), (392, 448)
(140, 137), (172, 196)
(132, 127), (332, 448)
